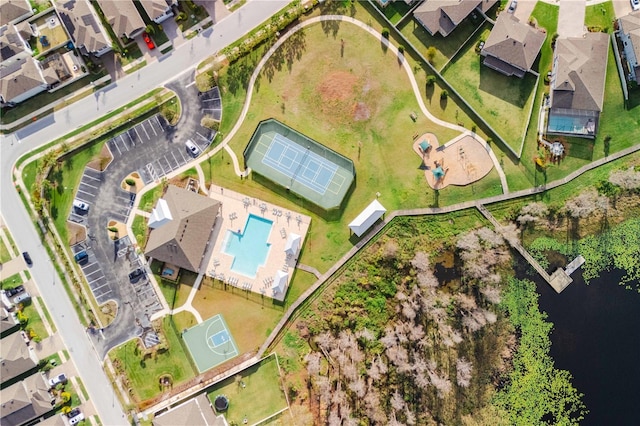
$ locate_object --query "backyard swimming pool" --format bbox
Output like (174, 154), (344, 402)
(222, 214), (272, 278)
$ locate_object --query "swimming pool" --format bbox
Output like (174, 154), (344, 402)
(222, 214), (272, 278)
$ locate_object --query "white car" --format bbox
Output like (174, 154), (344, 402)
(72, 199), (89, 212)
(67, 408), (85, 425)
(185, 139), (201, 158)
(508, 0), (517, 13)
(632, 0), (640, 11)
(48, 373), (67, 388)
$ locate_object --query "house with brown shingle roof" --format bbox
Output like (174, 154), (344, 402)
(55, 0), (112, 57)
(0, 0), (33, 27)
(0, 374), (54, 426)
(97, 0), (145, 40)
(481, 13), (545, 77)
(145, 186), (221, 273)
(0, 308), (19, 338)
(0, 57), (52, 106)
(618, 10), (640, 83)
(0, 331), (40, 388)
(414, 0), (497, 37)
(139, 0), (174, 24)
(547, 32), (609, 139)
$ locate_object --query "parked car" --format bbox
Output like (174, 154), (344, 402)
(68, 408), (85, 425)
(632, 0), (640, 11)
(185, 139), (201, 158)
(508, 0), (517, 13)
(4, 285), (25, 297)
(12, 292), (30, 305)
(22, 251), (32, 266)
(74, 250), (89, 264)
(142, 32), (155, 50)
(48, 373), (67, 388)
(128, 268), (145, 283)
(73, 199), (89, 212)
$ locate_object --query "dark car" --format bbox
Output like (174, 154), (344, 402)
(22, 252), (32, 266)
(5, 285), (25, 297)
(128, 268), (145, 283)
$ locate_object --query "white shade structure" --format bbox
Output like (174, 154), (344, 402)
(148, 198), (173, 229)
(272, 270), (288, 294)
(284, 233), (301, 256)
(348, 199), (386, 237)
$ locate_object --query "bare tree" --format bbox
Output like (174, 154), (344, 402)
(517, 202), (549, 225)
(609, 167), (640, 190)
(456, 357), (473, 388)
(356, 327), (376, 342)
(480, 285), (501, 304)
(305, 352), (322, 377)
(565, 188), (609, 218)
(410, 251), (431, 272)
(390, 390), (406, 412)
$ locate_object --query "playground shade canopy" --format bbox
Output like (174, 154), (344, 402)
(432, 166), (445, 178)
(348, 199), (387, 237)
(272, 270), (288, 295)
(419, 140), (430, 152)
(284, 233), (301, 256)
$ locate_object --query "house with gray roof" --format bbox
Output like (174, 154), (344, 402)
(618, 10), (640, 83)
(0, 331), (40, 388)
(0, 23), (32, 71)
(145, 186), (221, 273)
(0, 374), (54, 426)
(0, 0), (33, 27)
(547, 32), (609, 139)
(153, 394), (228, 426)
(139, 0), (174, 24)
(481, 13), (546, 77)
(0, 308), (19, 338)
(414, 0), (497, 37)
(97, 0), (145, 40)
(0, 57), (52, 106)
(55, 0), (112, 57)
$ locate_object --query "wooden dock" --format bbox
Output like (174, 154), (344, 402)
(476, 203), (582, 293)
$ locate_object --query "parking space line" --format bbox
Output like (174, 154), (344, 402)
(171, 151), (180, 169)
(179, 150), (189, 164)
(141, 123), (150, 140)
(83, 173), (100, 182)
(76, 188), (95, 197)
(80, 181), (99, 189)
(154, 115), (162, 129)
(93, 282), (111, 291)
(134, 126), (143, 143)
(98, 289), (112, 297)
(147, 120), (158, 136)
(87, 277), (104, 285)
(81, 262), (98, 270)
(85, 269), (102, 278)
(162, 157), (172, 173)
(119, 135), (130, 151)
(111, 139), (122, 155)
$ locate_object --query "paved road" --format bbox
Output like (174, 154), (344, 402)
(0, 2), (289, 424)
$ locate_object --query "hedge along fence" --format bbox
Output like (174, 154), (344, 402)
(363, 0), (519, 160)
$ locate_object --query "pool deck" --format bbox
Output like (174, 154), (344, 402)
(204, 184), (311, 301)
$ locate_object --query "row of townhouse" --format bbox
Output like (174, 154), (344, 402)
(0, 0), (175, 107)
(411, 0), (640, 139)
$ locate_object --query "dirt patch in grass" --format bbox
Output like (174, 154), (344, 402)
(86, 144), (113, 171)
(67, 222), (86, 246)
(317, 70), (359, 103)
(98, 301), (117, 327)
(353, 102), (370, 121)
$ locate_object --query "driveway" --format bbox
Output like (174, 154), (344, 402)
(196, 0), (231, 23)
(612, 0), (633, 18)
(558, 0), (586, 38)
(513, 0), (537, 22)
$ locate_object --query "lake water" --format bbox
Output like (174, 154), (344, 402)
(532, 267), (640, 425)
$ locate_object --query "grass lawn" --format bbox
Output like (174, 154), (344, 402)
(138, 185), (164, 212)
(442, 25), (538, 153)
(1, 272), (24, 289)
(38, 297), (56, 333)
(398, 16), (484, 71)
(585, 1), (615, 32)
(109, 316), (196, 401)
(376, 1), (411, 25)
(156, 277), (192, 310)
(22, 301), (49, 340)
(0, 237), (12, 263)
(207, 355), (287, 425)
(132, 215), (148, 249)
(173, 311), (197, 331)
(192, 280), (284, 354)
(215, 20), (503, 272)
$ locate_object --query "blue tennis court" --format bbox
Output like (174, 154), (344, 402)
(262, 133), (338, 195)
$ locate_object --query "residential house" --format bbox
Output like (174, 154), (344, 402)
(153, 394), (228, 426)
(481, 13), (545, 77)
(0, 0), (33, 27)
(0, 308), (20, 338)
(145, 186), (221, 273)
(547, 32), (609, 138)
(0, 374), (54, 426)
(414, 0), (497, 37)
(618, 10), (640, 82)
(55, 0), (112, 57)
(139, 0), (174, 24)
(97, 0), (145, 40)
(0, 23), (32, 71)
(0, 331), (40, 388)
(0, 57), (54, 106)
